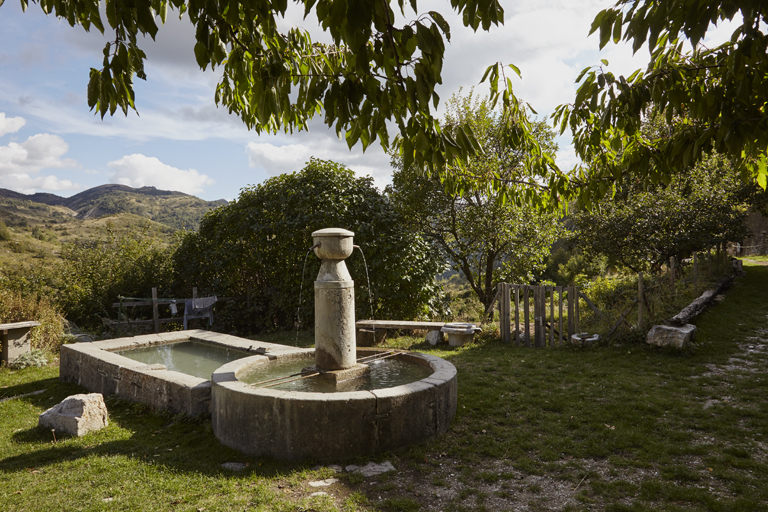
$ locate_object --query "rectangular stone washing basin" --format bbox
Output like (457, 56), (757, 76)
(60, 330), (312, 417)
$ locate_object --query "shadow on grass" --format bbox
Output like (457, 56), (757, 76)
(2, 389), (312, 481)
(0, 377), (62, 402)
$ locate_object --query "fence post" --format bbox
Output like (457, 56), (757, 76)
(535, 287), (545, 347)
(499, 283), (510, 344)
(567, 286), (575, 340)
(152, 287), (160, 334)
(638, 272), (644, 330)
(558, 286), (564, 346)
(523, 286), (531, 347)
(547, 286), (555, 348)
(514, 287), (520, 346)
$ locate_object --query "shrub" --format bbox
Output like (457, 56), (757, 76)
(8, 349), (50, 369)
(174, 159), (445, 332)
(0, 289), (65, 353)
(0, 220), (11, 241)
(53, 224), (176, 329)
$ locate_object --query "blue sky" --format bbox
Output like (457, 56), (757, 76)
(0, 1), (730, 201)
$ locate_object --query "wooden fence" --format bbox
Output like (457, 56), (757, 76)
(497, 283), (580, 347)
(109, 287), (244, 334)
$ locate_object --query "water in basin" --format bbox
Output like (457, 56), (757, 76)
(239, 354), (433, 393)
(117, 341), (249, 380)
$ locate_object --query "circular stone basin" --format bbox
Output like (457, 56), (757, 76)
(211, 348), (457, 461)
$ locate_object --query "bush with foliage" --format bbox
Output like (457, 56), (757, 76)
(573, 154), (751, 273)
(0, 220), (11, 241)
(0, 288), (65, 353)
(174, 159), (445, 332)
(53, 224), (176, 329)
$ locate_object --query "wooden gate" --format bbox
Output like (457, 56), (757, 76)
(497, 284), (580, 347)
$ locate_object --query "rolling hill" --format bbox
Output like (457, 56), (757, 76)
(0, 185), (227, 231)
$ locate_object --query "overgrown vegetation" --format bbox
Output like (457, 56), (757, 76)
(0, 288), (65, 353)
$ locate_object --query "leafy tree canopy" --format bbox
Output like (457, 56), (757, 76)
(14, 0), (557, 197)
(174, 158), (445, 331)
(16, 0), (766, 206)
(388, 92), (563, 310)
(555, 0), (768, 203)
(572, 151), (752, 273)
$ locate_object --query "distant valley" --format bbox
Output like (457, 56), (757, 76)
(0, 184), (227, 268)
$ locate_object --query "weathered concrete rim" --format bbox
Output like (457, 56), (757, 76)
(59, 330), (312, 417)
(211, 348), (458, 460)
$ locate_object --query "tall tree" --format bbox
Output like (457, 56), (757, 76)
(555, 1), (768, 202)
(388, 92), (563, 310)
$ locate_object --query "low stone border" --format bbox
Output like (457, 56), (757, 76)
(59, 330), (311, 417)
(211, 348), (457, 460)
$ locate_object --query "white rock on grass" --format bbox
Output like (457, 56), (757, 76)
(345, 461), (396, 477)
(646, 324), (697, 349)
(308, 478), (338, 487)
(39, 393), (108, 437)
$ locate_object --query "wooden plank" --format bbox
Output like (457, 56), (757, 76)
(104, 317), (183, 327)
(0, 321), (40, 330)
(355, 320), (445, 330)
(152, 287), (160, 334)
(523, 286), (531, 347)
(548, 286), (554, 347)
(112, 296), (242, 308)
(514, 286), (520, 346)
(558, 287), (564, 346)
(568, 286), (575, 339)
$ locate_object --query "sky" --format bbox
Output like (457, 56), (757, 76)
(0, 1), (736, 201)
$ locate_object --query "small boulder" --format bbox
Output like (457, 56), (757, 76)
(39, 393), (108, 437)
(646, 324), (697, 349)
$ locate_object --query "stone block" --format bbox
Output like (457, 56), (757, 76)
(1, 321), (39, 365)
(39, 393), (108, 437)
(646, 324), (697, 349)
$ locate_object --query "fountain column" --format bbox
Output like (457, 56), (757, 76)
(312, 228), (356, 370)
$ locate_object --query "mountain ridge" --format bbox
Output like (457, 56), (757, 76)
(0, 184), (228, 231)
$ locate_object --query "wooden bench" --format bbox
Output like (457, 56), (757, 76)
(1, 321), (40, 365)
(355, 320), (445, 346)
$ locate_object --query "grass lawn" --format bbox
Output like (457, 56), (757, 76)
(2, 265), (768, 511)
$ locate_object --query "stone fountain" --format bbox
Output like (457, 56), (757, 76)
(210, 228), (457, 460)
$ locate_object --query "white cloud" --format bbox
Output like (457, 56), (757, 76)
(0, 173), (79, 194)
(108, 154), (214, 195)
(0, 112), (26, 137)
(0, 131), (80, 193)
(245, 125), (393, 190)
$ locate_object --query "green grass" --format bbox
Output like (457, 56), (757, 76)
(3, 264), (768, 510)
